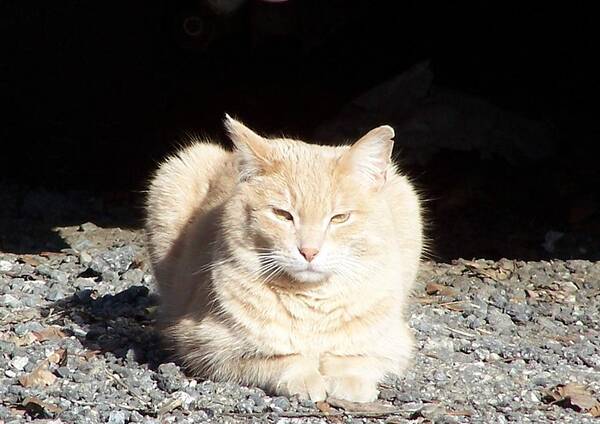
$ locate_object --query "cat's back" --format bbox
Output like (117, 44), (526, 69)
(145, 142), (236, 265)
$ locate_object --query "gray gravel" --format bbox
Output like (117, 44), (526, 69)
(1, 223), (599, 423)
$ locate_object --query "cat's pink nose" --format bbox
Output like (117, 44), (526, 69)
(299, 247), (319, 262)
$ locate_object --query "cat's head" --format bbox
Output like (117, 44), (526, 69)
(223, 115), (396, 285)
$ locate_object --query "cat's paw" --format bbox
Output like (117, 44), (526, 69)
(277, 369), (327, 401)
(325, 376), (379, 403)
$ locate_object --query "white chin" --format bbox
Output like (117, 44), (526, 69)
(291, 270), (328, 284)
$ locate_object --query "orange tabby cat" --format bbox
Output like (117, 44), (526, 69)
(145, 115), (423, 402)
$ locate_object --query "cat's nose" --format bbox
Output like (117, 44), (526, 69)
(298, 247), (319, 262)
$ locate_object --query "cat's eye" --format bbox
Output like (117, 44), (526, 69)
(330, 213), (351, 224)
(273, 208), (294, 222)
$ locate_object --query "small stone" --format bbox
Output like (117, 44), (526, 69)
(379, 388), (398, 401)
(5, 369), (16, 378)
(57, 366), (72, 378)
(21, 294), (42, 308)
(102, 270), (119, 282)
(80, 222), (99, 232)
(10, 356), (29, 371)
(156, 363), (184, 393)
(486, 308), (515, 333)
(46, 287), (67, 301)
(90, 246), (136, 275)
(299, 398), (316, 408)
(174, 391), (195, 409)
(488, 353), (501, 361)
(235, 399), (255, 413)
(271, 396), (290, 411)
(14, 321), (44, 336)
(0, 260), (13, 272)
(79, 251), (93, 265)
(249, 393), (267, 412)
(0, 294), (21, 308)
(0, 340), (15, 354)
(50, 270), (69, 284)
(107, 410), (126, 424)
(418, 404), (444, 420)
(122, 268), (144, 284)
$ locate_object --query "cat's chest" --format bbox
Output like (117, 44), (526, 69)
(264, 293), (364, 352)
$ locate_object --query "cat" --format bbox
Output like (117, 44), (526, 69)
(145, 115), (423, 402)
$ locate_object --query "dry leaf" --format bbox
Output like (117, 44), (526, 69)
(82, 350), (101, 361)
(525, 289), (539, 299)
(554, 335), (579, 345)
(316, 401), (332, 415)
(495, 267), (511, 280)
(2, 308), (40, 325)
(47, 348), (67, 366)
(327, 398), (398, 414)
(462, 260), (484, 270)
(158, 398), (182, 416)
(463, 261), (503, 280)
(544, 383), (600, 412)
(591, 404), (600, 417)
(425, 282), (457, 297)
(9, 333), (38, 347)
(39, 251), (62, 258)
(414, 296), (437, 305)
(8, 406), (27, 416)
(18, 362), (57, 388)
(22, 396), (62, 417)
(441, 302), (465, 312)
(19, 255), (41, 267)
(32, 327), (67, 342)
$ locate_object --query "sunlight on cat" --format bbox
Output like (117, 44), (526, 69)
(145, 115), (423, 402)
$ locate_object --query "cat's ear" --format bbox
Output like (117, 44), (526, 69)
(224, 114), (271, 180)
(338, 125), (395, 188)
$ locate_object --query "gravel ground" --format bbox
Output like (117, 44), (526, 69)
(1, 221), (600, 423)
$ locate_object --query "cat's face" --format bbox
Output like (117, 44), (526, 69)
(225, 116), (394, 285)
(240, 168), (376, 284)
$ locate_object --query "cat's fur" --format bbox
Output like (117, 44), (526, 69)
(145, 115), (423, 402)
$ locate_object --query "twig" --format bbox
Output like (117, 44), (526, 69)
(445, 326), (477, 338)
(222, 410), (408, 418)
(105, 370), (151, 407)
(437, 300), (464, 306)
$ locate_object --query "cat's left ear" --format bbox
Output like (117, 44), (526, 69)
(224, 114), (271, 180)
(338, 125), (395, 188)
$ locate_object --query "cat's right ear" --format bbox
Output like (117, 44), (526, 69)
(224, 114), (271, 181)
(337, 125), (395, 189)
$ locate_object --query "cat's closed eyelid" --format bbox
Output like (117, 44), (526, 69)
(271, 207), (294, 222)
(330, 212), (352, 224)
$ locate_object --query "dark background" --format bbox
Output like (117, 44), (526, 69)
(1, 1), (598, 260)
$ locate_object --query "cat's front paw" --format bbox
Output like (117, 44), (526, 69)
(325, 376), (379, 403)
(277, 369), (327, 401)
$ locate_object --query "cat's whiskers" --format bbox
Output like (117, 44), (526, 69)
(328, 256), (379, 285)
(192, 257), (233, 276)
(262, 266), (285, 286)
(192, 250), (284, 277)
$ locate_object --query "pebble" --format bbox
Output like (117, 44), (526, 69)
(0, 260), (13, 272)
(271, 396), (291, 412)
(108, 410), (127, 424)
(0, 294), (21, 308)
(14, 321), (45, 336)
(46, 287), (69, 301)
(10, 356), (29, 371)
(80, 251), (93, 265)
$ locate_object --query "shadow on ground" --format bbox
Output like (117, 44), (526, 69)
(45, 285), (166, 370)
